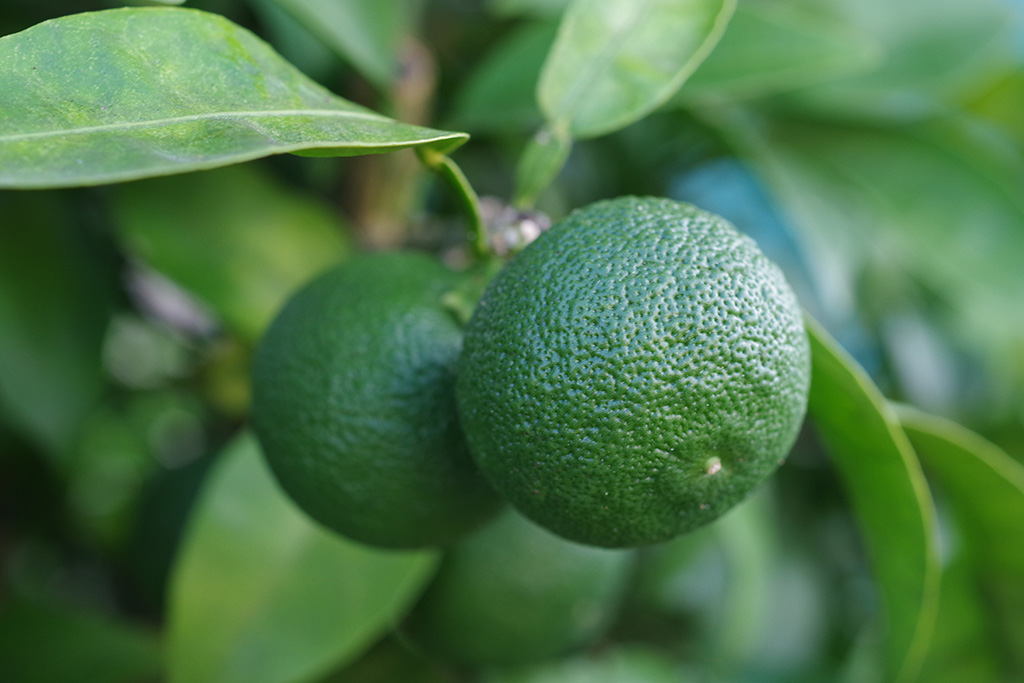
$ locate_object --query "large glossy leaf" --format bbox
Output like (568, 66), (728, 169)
(265, 0), (415, 89)
(166, 432), (439, 683)
(794, 0), (1017, 116)
(0, 8), (467, 189)
(733, 117), (1024, 386)
(0, 598), (162, 683)
(897, 405), (1024, 678)
(806, 318), (939, 683)
(537, 0), (736, 138)
(680, 1), (880, 103)
(111, 163), (351, 342)
(0, 191), (111, 460)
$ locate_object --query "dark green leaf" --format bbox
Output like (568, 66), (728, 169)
(0, 8), (467, 189)
(897, 405), (1024, 678)
(447, 21), (556, 134)
(111, 163), (351, 341)
(538, 0), (736, 138)
(0, 598), (162, 683)
(806, 317), (940, 683)
(681, 1), (881, 103)
(0, 191), (110, 460)
(166, 432), (440, 683)
(264, 0), (415, 89)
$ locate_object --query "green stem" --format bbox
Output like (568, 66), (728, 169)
(418, 147), (488, 260)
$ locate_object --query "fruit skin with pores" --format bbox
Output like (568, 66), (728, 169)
(250, 251), (502, 549)
(456, 196), (811, 548)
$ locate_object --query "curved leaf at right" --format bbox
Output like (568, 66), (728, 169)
(806, 317), (939, 683)
(897, 405), (1024, 678)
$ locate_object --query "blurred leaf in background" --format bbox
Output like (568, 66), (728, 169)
(111, 163), (351, 343)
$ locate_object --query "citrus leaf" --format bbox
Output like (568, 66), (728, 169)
(537, 0), (736, 139)
(488, 0), (572, 19)
(447, 21), (556, 134)
(0, 191), (111, 461)
(514, 123), (572, 209)
(681, 1), (881, 103)
(730, 116), (1024, 394)
(794, 0), (1017, 116)
(166, 432), (439, 683)
(264, 0), (415, 89)
(0, 8), (467, 189)
(110, 163), (351, 342)
(0, 598), (162, 683)
(806, 317), (940, 683)
(896, 405), (1024, 677)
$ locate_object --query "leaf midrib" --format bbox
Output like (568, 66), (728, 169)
(0, 108), (392, 143)
(548, 0), (655, 126)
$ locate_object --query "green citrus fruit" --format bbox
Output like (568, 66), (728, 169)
(406, 507), (635, 666)
(456, 196), (810, 548)
(250, 251), (501, 549)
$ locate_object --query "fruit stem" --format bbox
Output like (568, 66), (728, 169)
(418, 148), (489, 260)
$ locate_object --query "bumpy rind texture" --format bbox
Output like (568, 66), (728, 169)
(457, 197), (810, 547)
(251, 251), (501, 549)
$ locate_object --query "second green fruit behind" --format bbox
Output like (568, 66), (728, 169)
(456, 196), (811, 548)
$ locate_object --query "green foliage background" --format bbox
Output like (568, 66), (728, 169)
(1, 0), (1023, 681)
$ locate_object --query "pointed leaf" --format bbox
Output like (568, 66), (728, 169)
(0, 191), (111, 460)
(111, 164), (351, 341)
(806, 317), (939, 683)
(447, 21), (556, 134)
(0, 598), (162, 683)
(681, 1), (881, 102)
(897, 405), (1024, 677)
(538, 0), (735, 139)
(266, 0), (414, 89)
(0, 8), (467, 189)
(167, 432), (439, 683)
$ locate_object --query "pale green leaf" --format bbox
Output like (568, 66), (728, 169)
(897, 405), (1024, 678)
(514, 123), (572, 208)
(681, 1), (881, 102)
(167, 432), (439, 683)
(0, 8), (466, 189)
(111, 163), (351, 342)
(265, 0), (415, 89)
(795, 0), (1018, 116)
(538, 0), (736, 138)
(730, 116), (1024, 387)
(806, 317), (940, 683)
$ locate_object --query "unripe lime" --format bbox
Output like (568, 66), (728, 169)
(456, 197), (810, 547)
(406, 507), (635, 666)
(250, 251), (501, 548)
